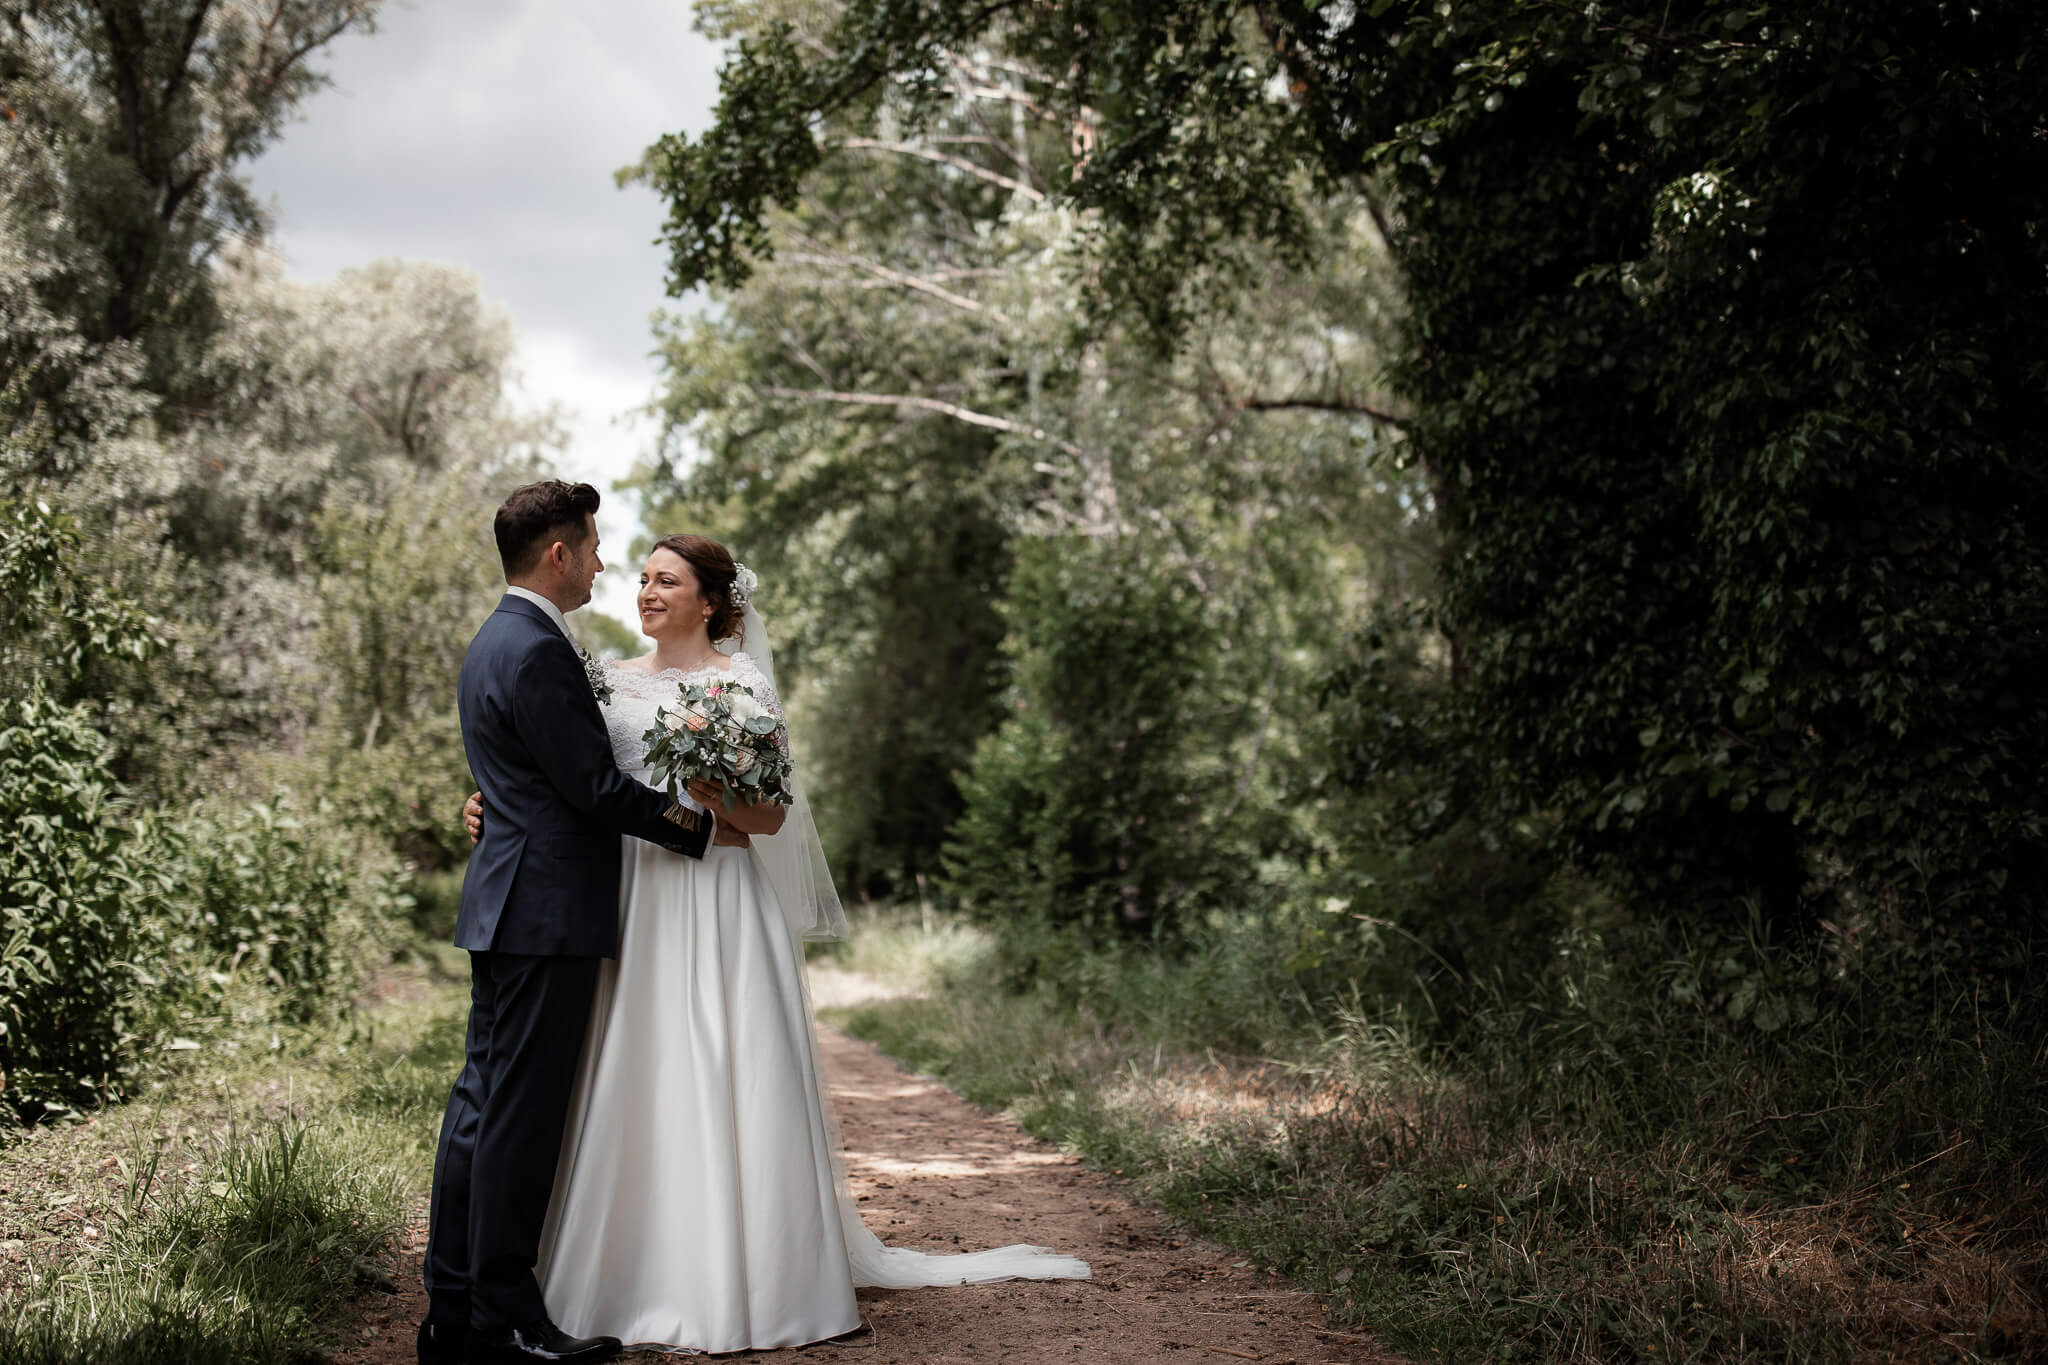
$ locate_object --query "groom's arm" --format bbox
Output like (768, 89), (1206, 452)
(463, 790), (748, 847)
(507, 641), (711, 859)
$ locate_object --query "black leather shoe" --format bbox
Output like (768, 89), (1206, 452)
(417, 1320), (469, 1365)
(468, 1320), (622, 1365)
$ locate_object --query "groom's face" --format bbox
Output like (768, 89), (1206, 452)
(562, 514), (603, 609)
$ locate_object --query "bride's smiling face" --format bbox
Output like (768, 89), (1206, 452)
(637, 547), (708, 642)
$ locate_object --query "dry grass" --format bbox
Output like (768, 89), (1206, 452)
(828, 907), (2048, 1363)
(1684, 1192), (2048, 1361)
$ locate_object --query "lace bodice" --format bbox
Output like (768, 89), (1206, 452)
(599, 652), (787, 777)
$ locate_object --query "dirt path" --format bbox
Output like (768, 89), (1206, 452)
(338, 979), (1401, 1365)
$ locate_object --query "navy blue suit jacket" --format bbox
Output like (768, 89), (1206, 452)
(455, 594), (707, 956)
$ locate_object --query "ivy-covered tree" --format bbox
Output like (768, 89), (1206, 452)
(649, 0), (2047, 931)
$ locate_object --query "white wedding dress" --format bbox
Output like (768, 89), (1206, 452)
(534, 654), (1088, 1354)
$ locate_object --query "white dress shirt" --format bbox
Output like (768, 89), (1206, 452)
(507, 585), (573, 642)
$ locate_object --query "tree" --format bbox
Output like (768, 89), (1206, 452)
(0, 1), (553, 1112)
(942, 540), (1223, 939)
(634, 9), (1419, 903)
(173, 253), (556, 572)
(648, 0), (2047, 931)
(11, 251), (556, 790)
(1, 0), (381, 431)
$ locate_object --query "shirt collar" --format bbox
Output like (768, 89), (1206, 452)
(505, 586), (573, 642)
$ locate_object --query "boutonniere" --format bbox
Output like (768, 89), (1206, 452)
(578, 647), (614, 705)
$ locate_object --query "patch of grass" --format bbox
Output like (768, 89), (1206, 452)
(827, 907), (2048, 1363)
(2, 1122), (406, 1365)
(807, 902), (994, 995)
(0, 966), (468, 1363)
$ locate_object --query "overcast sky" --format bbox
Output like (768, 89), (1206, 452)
(246, 0), (724, 621)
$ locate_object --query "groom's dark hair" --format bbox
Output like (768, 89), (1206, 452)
(496, 480), (601, 578)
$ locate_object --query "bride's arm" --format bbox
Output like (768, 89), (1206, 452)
(684, 779), (788, 836)
(693, 659), (794, 836)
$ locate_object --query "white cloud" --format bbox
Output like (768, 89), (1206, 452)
(245, 0), (727, 638)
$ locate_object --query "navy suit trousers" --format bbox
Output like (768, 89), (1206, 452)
(424, 950), (599, 1331)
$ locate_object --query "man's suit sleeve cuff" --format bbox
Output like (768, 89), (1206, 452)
(661, 803), (708, 833)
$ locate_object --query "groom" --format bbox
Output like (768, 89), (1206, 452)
(421, 481), (711, 1365)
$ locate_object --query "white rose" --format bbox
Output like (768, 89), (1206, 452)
(661, 708), (687, 732)
(728, 693), (769, 723)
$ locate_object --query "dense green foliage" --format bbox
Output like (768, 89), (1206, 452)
(653, 0), (2045, 937)
(1343, 1), (2047, 930)
(0, 694), (176, 1112)
(0, 2), (538, 1115)
(0, 668), (410, 1114)
(943, 542), (1223, 937)
(0, 494), (162, 683)
(649, 4), (2045, 1355)
(635, 22), (1411, 903)
(175, 794), (412, 1018)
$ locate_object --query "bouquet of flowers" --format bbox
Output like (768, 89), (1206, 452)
(640, 677), (795, 810)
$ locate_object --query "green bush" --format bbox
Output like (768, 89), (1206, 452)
(168, 791), (409, 1022)
(0, 490), (412, 1113)
(943, 539), (1235, 944)
(0, 493), (162, 701)
(1311, 606), (1577, 1016)
(310, 710), (477, 875)
(0, 694), (179, 1116)
(0, 696), (408, 1114)
(405, 867), (465, 943)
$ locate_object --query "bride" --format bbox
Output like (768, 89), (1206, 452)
(463, 532), (1087, 1355)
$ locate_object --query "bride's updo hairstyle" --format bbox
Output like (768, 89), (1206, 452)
(653, 533), (746, 643)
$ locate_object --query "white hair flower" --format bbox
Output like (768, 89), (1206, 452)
(732, 562), (759, 607)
